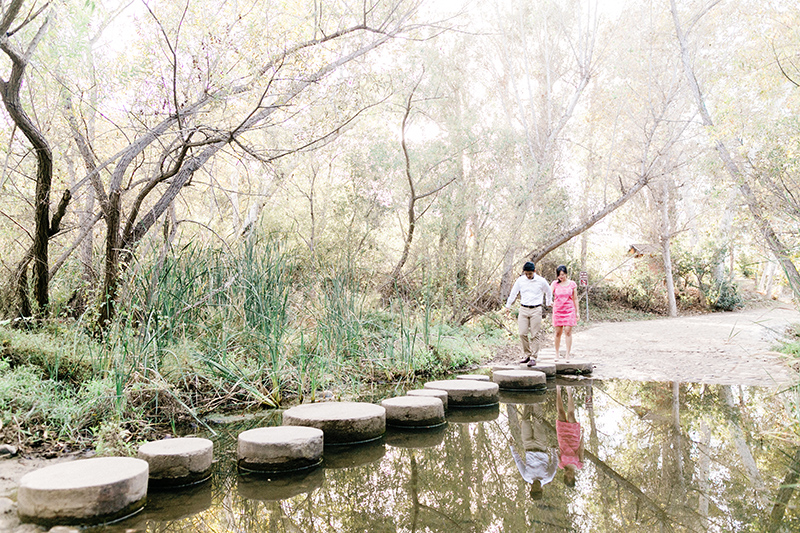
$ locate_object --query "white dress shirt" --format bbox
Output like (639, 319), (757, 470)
(505, 273), (553, 309)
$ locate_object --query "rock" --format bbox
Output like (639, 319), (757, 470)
(237, 426), (323, 473)
(493, 369), (547, 391)
(455, 374), (490, 382)
(423, 380), (499, 407)
(17, 457), (148, 527)
(380, 396), (445, 428)
(406, 388), (448, 409)
(0, 444), (18, 457)
(138, 437), (214, 488)
(282, 402), (386, 445)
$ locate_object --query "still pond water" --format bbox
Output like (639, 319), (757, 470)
(99, 378), (800, 532)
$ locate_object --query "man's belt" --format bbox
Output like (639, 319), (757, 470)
(520, 304), (542, 308)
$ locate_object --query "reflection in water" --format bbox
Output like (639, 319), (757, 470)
(100, 380), (800, 532)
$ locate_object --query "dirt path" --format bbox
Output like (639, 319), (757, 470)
(493, 302), (800, 387)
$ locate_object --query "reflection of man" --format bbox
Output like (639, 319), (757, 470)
(504, 262), (553, 366)
(508, 404), (558, 500)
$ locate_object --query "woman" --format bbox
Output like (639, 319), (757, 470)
(551, 265), (579, 361)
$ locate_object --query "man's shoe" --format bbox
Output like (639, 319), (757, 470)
(519, 356), (530, 364)
(527, 360), (537, 367)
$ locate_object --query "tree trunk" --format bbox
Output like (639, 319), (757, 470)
(660, 181), (678, 317)
(670, 0), (800, 304)
(0, 6), (54, 317)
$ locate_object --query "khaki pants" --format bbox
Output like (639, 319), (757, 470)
(521, 405), (548, 452)
(518, 305), (542, 360)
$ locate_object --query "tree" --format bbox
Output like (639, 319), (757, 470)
(48, 0), (429, 328)
(0, 0), (67, 320)
(670, 0), (800, 304)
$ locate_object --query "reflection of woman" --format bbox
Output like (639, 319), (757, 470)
(556, 385), (584, 488)
(551, 265), (579, 361)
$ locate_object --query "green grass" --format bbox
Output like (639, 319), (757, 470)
(1, 238), (506, 451)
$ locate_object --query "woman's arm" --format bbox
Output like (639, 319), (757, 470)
(572, 283), (580, 320)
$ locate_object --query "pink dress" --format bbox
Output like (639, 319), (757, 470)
(551, 280), (577, 327)
(556, 420), (584, 469)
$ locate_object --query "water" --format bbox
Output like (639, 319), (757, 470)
(98, 379), (800, 532)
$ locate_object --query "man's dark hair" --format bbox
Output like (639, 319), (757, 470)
(523, 261), (536, 272)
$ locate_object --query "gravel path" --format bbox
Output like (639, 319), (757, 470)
(493, 302), (800, 387)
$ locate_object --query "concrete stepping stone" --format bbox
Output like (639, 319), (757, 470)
(238, 467), (325, 501)
(381, 396), (445, 428)
(516, 361), (556, 377)
(138, 437), (214, 488)
(282, 402), (386, 444)
(555, 360), (593, 375)
(498, 389), (548, 405)
(456, 374), (490, 381)
(385, 425), (446, 449)
(238, 426), (324, 473)
(424, 380), (499, 407)
(322, 440), (386, 469)
(407, 388), (448, 409)
(17, 457), (149, 527)
(493, 369), (547, 391)
(446, 404), (500, 424)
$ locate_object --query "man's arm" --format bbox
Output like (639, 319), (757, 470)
(543, 278), (553, 307)
(505, 278), (521, 309)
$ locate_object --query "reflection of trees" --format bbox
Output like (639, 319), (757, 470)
(110, 381), (800, 532)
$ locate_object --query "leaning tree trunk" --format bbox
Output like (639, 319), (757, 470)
(671, 0), (800, 304)
(0, 6), (54, 318)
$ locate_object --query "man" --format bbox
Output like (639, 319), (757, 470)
(504, 261), (553, 366)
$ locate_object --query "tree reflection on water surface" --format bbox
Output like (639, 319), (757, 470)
(102, 380), (800, 532)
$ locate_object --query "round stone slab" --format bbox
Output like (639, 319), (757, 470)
(456, 374), (490, 382)
(493, 370), (547, 391)
(424, 380), (499, 407)
(407, 388), (448, 409)
(138, 437), (213, 488)
(381, 396), (445, 428)
(18, 457), (148, 527)
(516, 362), (556, 377)
(282, 402), (386, 444)
(555, 360), (593, 375)
(238, 426), (323, 473)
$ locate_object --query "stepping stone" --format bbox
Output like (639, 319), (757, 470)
(238, 426), (324, 473)
(381, 396), (445, 428)
(385, 425), (446, 449)
(17, 457), (149, 527)
(238, 467), (325, 501)
(555, 360), (593, 375)
(516, 361), (556, 377)
(456, 374), (490, 381)
(498, 389), (548, 405)
(407, 388), (448, 409)
(493, 369), (547, 391)
(138, 437), (214, 488)
(322, 440), (386, 469)
(424, 380), (499, 407)
(446, 404), (500, 424)
(282, 402), (386, 444)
